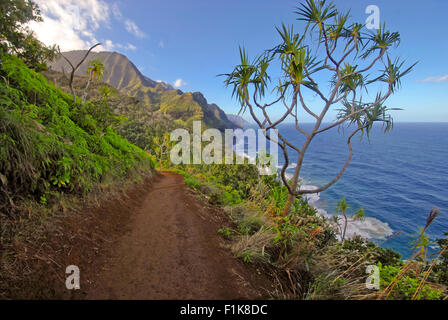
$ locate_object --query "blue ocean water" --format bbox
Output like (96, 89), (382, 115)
(273, 122), (448, 258)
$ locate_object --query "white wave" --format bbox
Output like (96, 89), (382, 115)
(276, 162), (297, 170)
(343, 216), (393, 240)
(313, 206), (393, 240)
(300, 184), (320, 204)
(273, 161), (394, 241)
(286, 176), (393, 241)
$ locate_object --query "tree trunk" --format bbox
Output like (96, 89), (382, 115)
(159, 150), (162, 170)
(82, 70), (93, 104)
(342, 211), (348, 242)
(281, 139), (311, 215)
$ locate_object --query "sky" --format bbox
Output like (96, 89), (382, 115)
(29, 0), (448, 122)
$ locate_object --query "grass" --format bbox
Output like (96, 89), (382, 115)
(0, 53), (154, 217)
(175, 164), (447, 300)
(0, 52), (156, 298)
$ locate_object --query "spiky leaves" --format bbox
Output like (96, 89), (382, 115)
(222, 0), (416, 214)
(82, 57), (105, 104)
(296, 0), (337, 31)
(275, 24), (321, 89)
(334, 63), (365, 93)
(369, 55), (417, 93)
(87, 58), (104, 82)
(362, 23), (400, 59)
(222, 47), (270, 113)
(338, 92), (402, 139)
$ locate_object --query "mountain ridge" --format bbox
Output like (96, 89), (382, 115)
(226, 114), (252, 127)
(49, 50), (238, 130)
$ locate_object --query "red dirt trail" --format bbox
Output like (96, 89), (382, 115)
(86, 172), (267, 299)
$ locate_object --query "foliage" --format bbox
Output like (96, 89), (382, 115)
(190, 162), (260, 199)
(333, 198), (366, 242)
(226, 189), (242, 205)
(343, 236), (402, 266)
(376, 209), (446, 300)
(0, 0), (58, 71)
(184, 175), (202, 189)
(176, 160), (447, 300)
(42, 69), (178, 157)
(378, 262), (443, 300)
(218, 227), (232, 239)
(151, 133), (174, 170)
(0, 53), (153, 216)
(87, 58), (104, 82)
(222, 0), (416, 216)
(433, 233), (448, 285)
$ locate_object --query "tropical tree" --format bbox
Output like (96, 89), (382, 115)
(99, 85), (114, 102)
(223, 0), (416, 215)
(82, 57), (105, 103)
(333, 198), (365, 242)
(152, 133), (173, 170)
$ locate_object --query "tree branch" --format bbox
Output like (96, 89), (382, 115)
(61, 43), (101, 102)
(314, 87), (392, 135)
(297, 125), (366, 195)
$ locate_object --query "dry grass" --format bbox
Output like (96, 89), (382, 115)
(231, 226), (277, 265)
(222, 199), (382, 300)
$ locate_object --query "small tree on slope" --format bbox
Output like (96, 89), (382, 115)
(223, 0), (416, 215)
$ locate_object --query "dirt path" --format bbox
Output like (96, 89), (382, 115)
(87, 172), (266, 299)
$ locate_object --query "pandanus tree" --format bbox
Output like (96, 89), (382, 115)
(82, 57), (105, 103)
(223, 0), (416, 216)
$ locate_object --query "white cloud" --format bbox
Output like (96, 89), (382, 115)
(126, 43), (137, 51)
(115, 43), (137, 51)
(418, 74), (448, 83)
(159, 40), (165, 48)
(173, 78), (188, 88)
(102, 39), (115, 51)
(28, 0), (110, 51)
(125, 19), (147, 38)
(111, 3), (122, 19)
(28, 0), (142, 52)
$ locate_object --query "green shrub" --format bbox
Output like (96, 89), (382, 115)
(223, 189), (242, 206)
(218, 227), (232, 239)
(343, 236), (402, 266)
(0, 53), (153, 214)
(184, 176), (202, 189)
(433, 233), (448, 285)
(378, 262), (443, 300)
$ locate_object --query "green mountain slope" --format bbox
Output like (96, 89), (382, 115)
(42, 68), (178, 152)
(49, 51), (238, 130)
(0, 53), (153, 215)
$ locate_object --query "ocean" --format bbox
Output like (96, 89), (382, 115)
(260, 122), (447, 258)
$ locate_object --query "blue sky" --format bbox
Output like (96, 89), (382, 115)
(31, 0), (447, 122)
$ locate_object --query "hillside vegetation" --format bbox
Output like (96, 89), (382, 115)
(1, 0), (447, 301)
(171, 163), (447, 300)
(49, 51), (238, 130)
(0, 52), (154, 217)
(42, 69), (177, 152)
